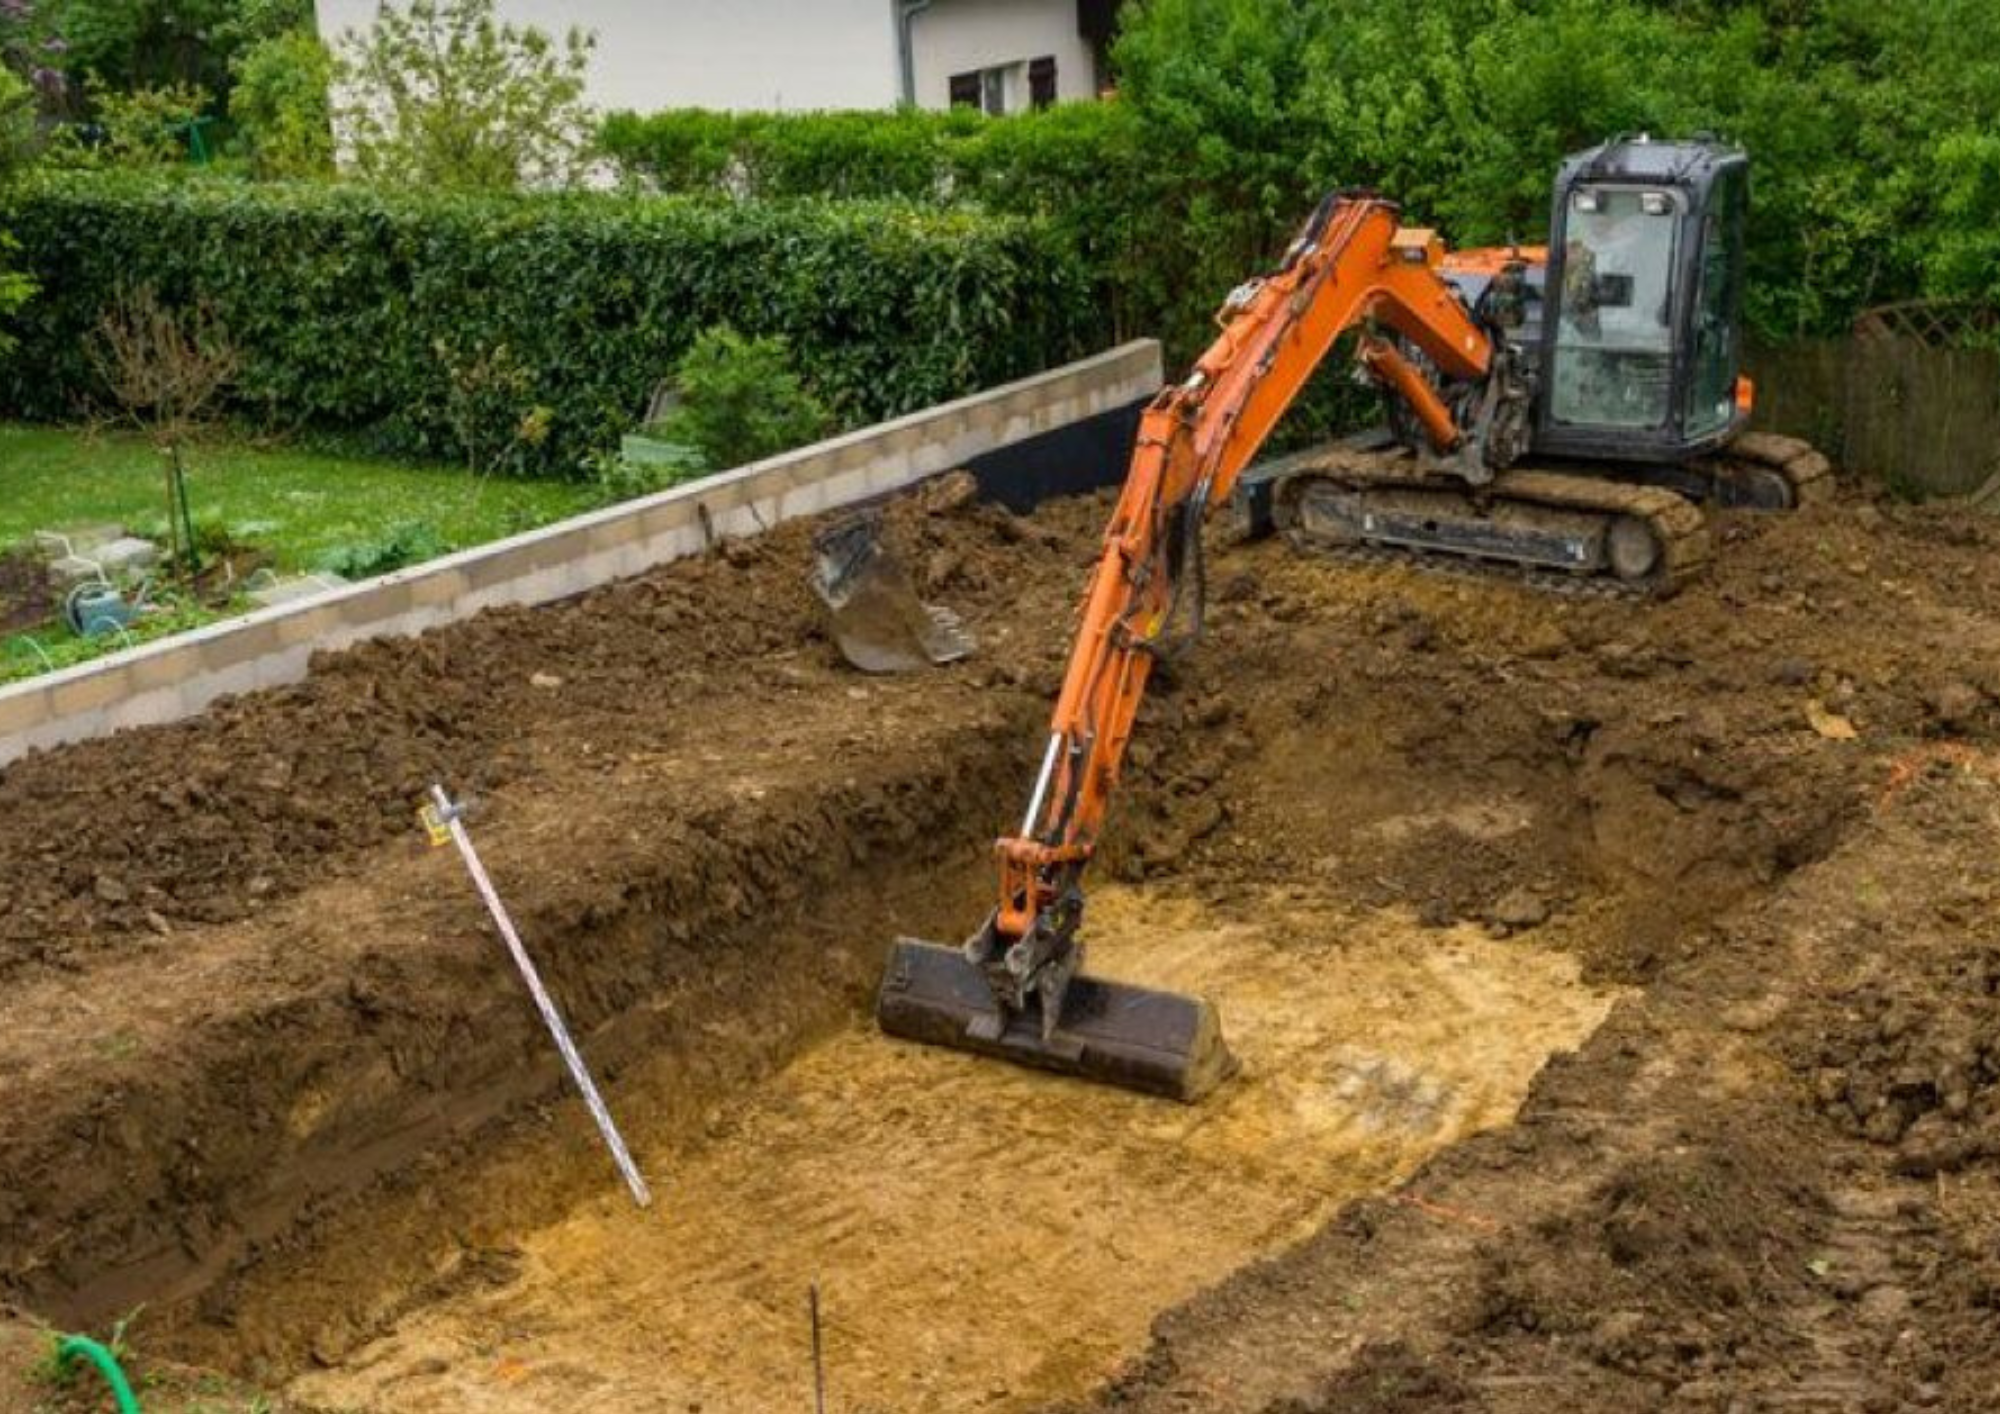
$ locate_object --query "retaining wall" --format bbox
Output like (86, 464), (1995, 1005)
(0, 341), (1162, 766)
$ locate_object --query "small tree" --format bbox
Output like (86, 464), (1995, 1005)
(333, 0), (596, 191)
(651, 326), (832, 471)
(229, 28), (334, 178)
(88, 286), (239, 574)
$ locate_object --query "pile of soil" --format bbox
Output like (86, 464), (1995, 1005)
(0, 483), (1102, 981)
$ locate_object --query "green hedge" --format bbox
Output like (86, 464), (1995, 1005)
(0, 173), (1100, 473)
(599, 103), (1177, 341)
(598, 106), (993, 201)
(599, 104), (1084, 202)
(605, 0), (2000, 355)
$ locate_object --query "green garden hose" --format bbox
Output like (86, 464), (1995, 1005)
(56, 1334), (141, 1413)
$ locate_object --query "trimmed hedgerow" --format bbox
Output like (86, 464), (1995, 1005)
(598, 102), (1168, 341)
(0, 172), (1099, 474)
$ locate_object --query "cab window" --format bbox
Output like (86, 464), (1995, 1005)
(1685, 165), (1746, 437)
(1550, 186), (1682, 430)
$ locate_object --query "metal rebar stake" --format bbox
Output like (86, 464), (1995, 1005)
(424, 783), (653, 1208)
(810, 1280), (827, 1414)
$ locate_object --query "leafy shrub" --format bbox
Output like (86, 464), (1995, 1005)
(0, 173), (1097, 473)
(82, 80), (210, 168)
(584, 328), (831, 503)
(585, 446), (704, 505)
(648, 325), (830, 470)
(316, 519), (447, 578)
(228, 28), (333, 179)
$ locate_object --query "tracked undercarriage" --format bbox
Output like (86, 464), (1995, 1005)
(1268, 431), (1833, 595)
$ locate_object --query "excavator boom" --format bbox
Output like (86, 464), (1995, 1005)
(877, 194), (1505, 1100)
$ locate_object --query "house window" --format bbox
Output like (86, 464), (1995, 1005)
(1028, 56), (1057, 109)
(948, 63), (1023, 116)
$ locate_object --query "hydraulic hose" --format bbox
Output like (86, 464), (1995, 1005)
(57, 1335), (141, 1413)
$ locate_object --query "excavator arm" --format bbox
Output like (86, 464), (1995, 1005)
(878, 193), (1507, 1099)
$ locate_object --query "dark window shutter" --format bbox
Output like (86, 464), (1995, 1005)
(1029, 55), (1057, 109)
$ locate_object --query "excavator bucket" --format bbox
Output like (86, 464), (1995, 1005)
(875, 937), (1238, 1102)
(810, 511), (974, 674)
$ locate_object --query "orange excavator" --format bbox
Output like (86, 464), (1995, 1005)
(874, 137), (1830, 1100)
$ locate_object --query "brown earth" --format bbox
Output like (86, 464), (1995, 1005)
(3, 465), (2000, 1411)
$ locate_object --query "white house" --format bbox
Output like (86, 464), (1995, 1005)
(313, 0), (1119, 115)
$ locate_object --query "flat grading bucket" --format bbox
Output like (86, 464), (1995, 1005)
(876, 938), (1239, 1102)
(811, 511), (974, 675)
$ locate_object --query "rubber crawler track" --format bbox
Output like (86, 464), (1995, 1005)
(1706, 430), (1838, 506)
(1271, 431), (1831, 599)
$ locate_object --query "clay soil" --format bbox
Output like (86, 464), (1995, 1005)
(4, 465), (2000, 1412)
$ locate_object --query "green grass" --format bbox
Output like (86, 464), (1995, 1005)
(0, 423), (597, 573)
(3, 592), (229, 684)
(0, 423), (601, 684)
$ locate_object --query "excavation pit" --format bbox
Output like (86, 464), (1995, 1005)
(8, 476), (1996, 1409)
(284, 887), (1618, 1413)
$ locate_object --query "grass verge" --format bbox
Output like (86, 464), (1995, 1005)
(0, 424), (596, 573)
(0, 423), (602, 685)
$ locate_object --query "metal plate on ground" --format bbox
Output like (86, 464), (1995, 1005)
(810, 512), (974, 674)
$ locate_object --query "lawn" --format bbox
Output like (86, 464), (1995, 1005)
(0, 423), (601, 683)
(0, 424), (597, 572)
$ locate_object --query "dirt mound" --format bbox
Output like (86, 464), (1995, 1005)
(1813, 941), (2000, 1171)
(1470, 1118), (1829, 1377)
(0, 487), (1101, 982)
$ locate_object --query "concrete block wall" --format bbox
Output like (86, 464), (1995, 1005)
(0, 340), (1163, 766)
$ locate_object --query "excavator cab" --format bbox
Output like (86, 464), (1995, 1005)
(1532, 136), (1751, 465)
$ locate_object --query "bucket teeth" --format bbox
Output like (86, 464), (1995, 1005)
(876, 937), (1238, 1103)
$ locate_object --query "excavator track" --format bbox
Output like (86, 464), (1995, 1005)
(1700, 431), (1837, 508)
(1273, 448), (1713, 597)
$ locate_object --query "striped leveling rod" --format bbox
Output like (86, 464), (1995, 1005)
(424, 783), (653, 1208)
